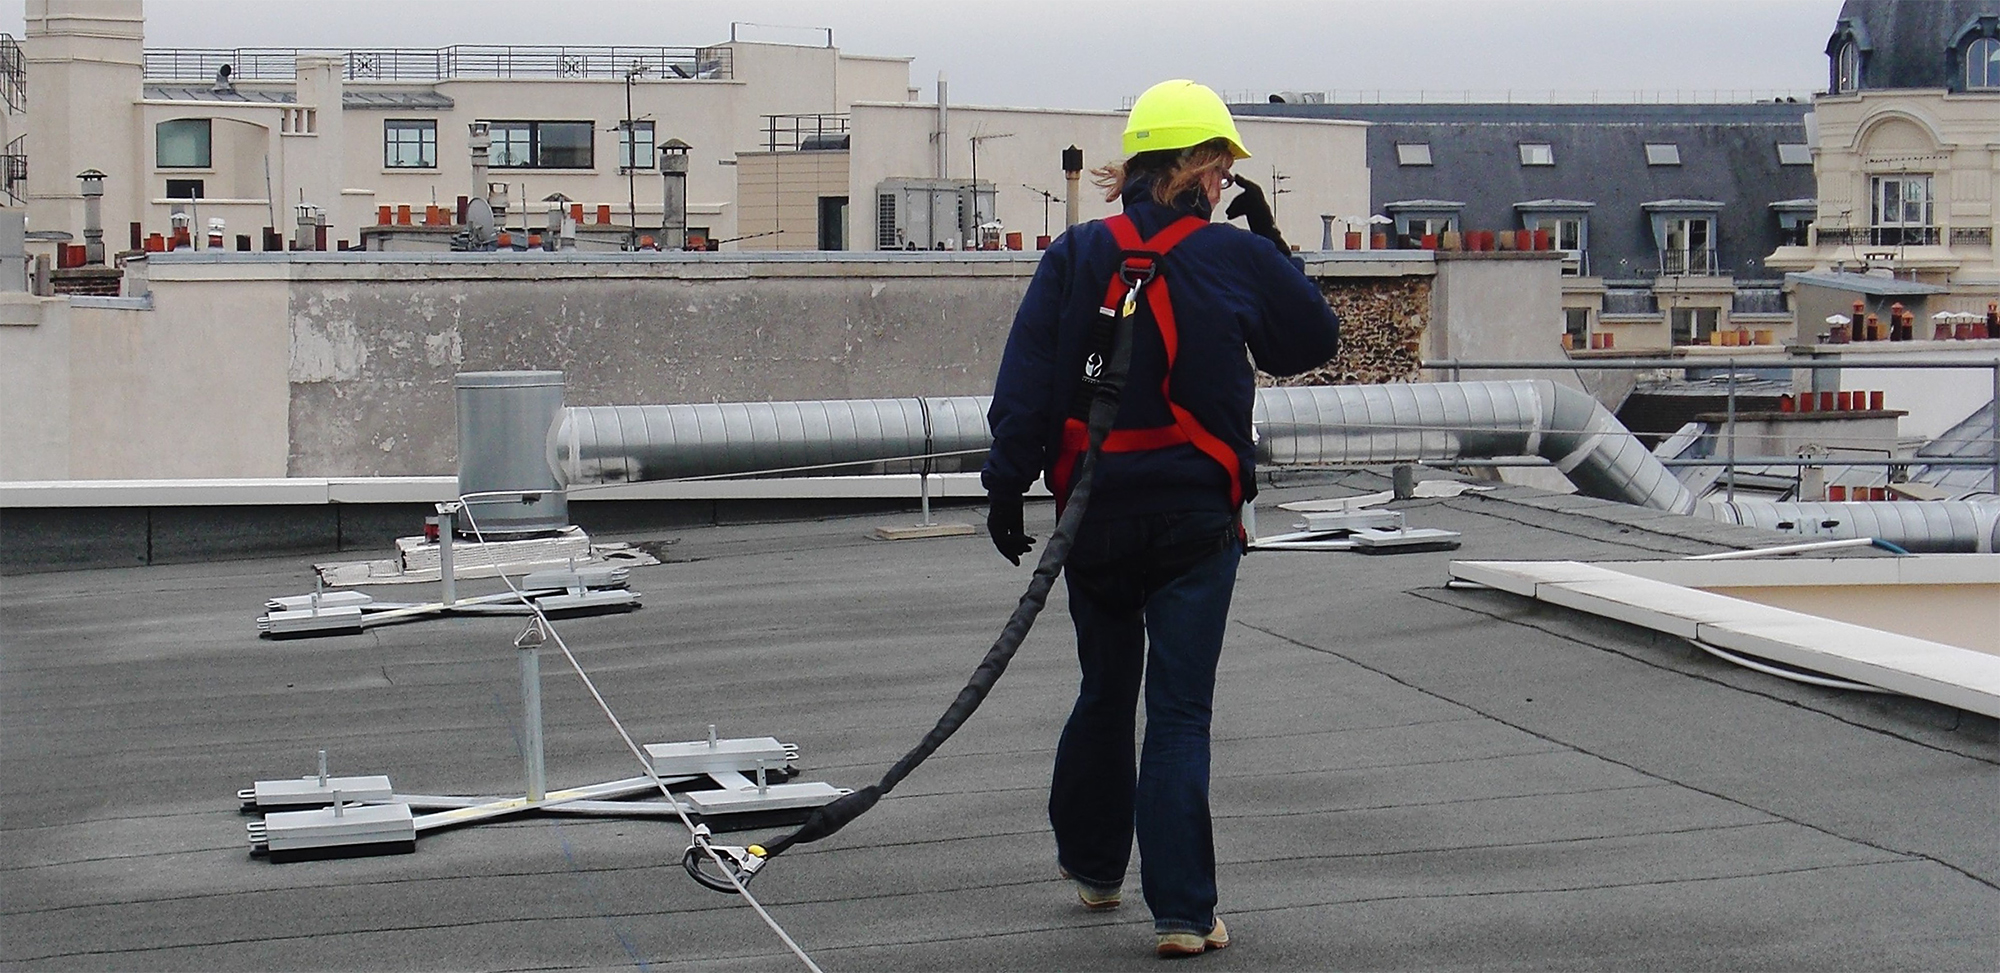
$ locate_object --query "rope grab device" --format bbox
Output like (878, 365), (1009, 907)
(685, 216), (1201, 893)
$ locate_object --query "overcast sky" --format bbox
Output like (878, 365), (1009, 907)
(6, 0), (1845, 109)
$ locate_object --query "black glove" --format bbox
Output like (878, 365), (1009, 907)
(986, 492), (1035, 565)
(1225, 175), (1290, 252)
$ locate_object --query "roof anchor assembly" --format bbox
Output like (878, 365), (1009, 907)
(255, 501), (642, 637)
(239, 601), (849, 861)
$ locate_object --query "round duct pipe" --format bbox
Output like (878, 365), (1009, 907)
(1707, 500), (2000, 554)
(551, 381), (1694, 513)
(455, 371), (568, 536)
(558, 397), (991, 483)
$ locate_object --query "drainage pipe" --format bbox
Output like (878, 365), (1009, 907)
(555, 380), (1694, 511)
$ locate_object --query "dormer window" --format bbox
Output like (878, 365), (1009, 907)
(1968, 36), (2000, 89)
(1835, 41), (1861, 92)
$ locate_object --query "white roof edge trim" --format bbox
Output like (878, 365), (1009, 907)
(1448, 559), (2000, 718)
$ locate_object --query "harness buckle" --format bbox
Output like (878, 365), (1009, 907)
(1117, 252), (1158, 288)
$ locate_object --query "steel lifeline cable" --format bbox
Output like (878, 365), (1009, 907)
(685, 215), (1211, 894)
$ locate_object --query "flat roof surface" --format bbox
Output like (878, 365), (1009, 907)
(4, 471), (1995, 971)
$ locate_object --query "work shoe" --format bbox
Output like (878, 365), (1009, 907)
(1156, 917), (1229, 958)
(1059, 867), (1122, 910)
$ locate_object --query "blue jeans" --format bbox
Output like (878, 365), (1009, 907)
(1049, 510), (1240, 934)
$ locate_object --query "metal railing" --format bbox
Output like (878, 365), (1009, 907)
(1208, 88), (1817, 108)
(1, 134), (24, 206)
(1658, 249), (1720, 276)
(1422, 355), (2000, 503)
(760, 113), (849, 152)
(0, 34), (22, 112)
(143, 46), (733, 82)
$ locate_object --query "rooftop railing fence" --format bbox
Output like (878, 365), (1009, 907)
(143, 46), (732, 83)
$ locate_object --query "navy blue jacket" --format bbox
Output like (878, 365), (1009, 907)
(982, 185), (1340, 518)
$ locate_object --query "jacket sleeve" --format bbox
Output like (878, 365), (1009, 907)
(1243, 238), (1340, 378)
(981, 237), (1072, 497)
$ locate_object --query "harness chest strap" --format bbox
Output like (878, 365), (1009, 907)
(1051, 213), (1244, 508)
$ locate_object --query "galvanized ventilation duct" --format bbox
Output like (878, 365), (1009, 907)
(1706, 500), (2000, 554)
(548, 380), (2000, 550)
(559, 397), (993, 482)
(555, 380), (1693, 511)
(1254, 381), (1696, 513)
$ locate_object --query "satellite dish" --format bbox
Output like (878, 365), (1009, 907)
(457, 197), (497, 250)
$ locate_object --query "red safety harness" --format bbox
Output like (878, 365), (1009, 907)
(1050, 213), (1244, 510)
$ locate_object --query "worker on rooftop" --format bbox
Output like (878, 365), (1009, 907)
(981, 78), (1341, 959)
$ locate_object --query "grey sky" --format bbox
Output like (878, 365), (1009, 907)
(8, 0), (1844, 109)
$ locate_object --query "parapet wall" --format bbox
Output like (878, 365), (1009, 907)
(1, 249), (1563, 481)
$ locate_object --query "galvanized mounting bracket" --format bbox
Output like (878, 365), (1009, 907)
(1247, 503), (1463, 554)
(256, 504), (642, 637)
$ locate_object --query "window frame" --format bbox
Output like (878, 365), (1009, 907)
(1394, 142), (1433, 166)
(383, 119), (437, 169)
(1835, 40), (1861, 92)
(1670, 306), (1720, 346)
(1518, 142), (1554, 166)
(1869, 174), (1935, 245)
(1644, 143), (1681, 166)
(1968, 36), (2000, 89)
(484, 119), (596, 170)
(156, 118), (213, 169)
(617, 120), (655, 171)
(1661, 216), (1715, 274)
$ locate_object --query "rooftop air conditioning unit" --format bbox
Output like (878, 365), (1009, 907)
(874, 178), (995, 250)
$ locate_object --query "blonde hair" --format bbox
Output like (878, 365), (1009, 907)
(1090, 138), (1236, 206)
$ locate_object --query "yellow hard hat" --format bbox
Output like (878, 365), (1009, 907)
(1123, 79), (1251, 160)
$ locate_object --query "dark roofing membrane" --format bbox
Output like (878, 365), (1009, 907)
(1233, 102), (1813, 281)
(3, 471), (1994, 970)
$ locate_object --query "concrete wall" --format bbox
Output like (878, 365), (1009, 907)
(0, 292), (73, 478)
(1, 248), (1578, 481)
(848, 102), (1370, 254)
(1429, 251), (1567, 378)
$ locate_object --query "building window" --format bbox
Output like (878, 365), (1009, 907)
(617, 121), (654, 170)
(384, 119), (436, 168)
(165, 178), (204, 199)
(1834, 40), (1860, 92)
(1518, 142), (1553, 166)
(1644, 143), (1681, 166)
(1400, 216), (1456, 242)
(1564, 308), (1591, 348)
(1870, 175), (1935, 245)
(1531, 214), (1588, 274)
(487, 120), (595, 169)
(1777, 143), (1812, 166)
(818, 196), (848, 251)
(156, 118), (211, 168)
(1670, 307), (1719, 346)
(1661, 216), (1714, 274)
(1968, 37), (2000, 89)
(1395, 143), (1432, 166)
(1777, 213), (1814, 247)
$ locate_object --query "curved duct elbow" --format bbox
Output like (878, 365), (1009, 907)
(1253, 380), (1693, 512)
(1708, 500), (2000, 554)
